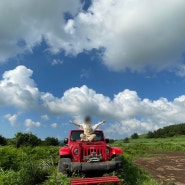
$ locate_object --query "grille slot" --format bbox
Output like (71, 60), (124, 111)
(83, 148), (103, 157)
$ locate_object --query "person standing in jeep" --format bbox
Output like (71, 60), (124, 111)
(69, 116), (106, 142)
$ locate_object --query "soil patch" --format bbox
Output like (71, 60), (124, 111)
(134, 152), (185, 185)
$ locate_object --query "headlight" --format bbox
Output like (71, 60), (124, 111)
(74, 148), (78, 154)
(106, 148), (110, 154)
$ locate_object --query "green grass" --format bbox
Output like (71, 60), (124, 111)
(1, 135), (185, 185)
(111, 154), (159, 185)
(113, 135), (185, 159)
(130, 134), (185, 144)
(111, 135), (185, 185)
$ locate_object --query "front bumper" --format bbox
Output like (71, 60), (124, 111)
(64, 157), (123, 172)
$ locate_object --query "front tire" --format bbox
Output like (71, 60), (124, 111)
(58, 158), (71, 174)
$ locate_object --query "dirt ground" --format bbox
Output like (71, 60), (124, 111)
(134, 152), (185, 185)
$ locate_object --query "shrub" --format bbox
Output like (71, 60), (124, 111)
(0, 168), (21, 185)
(0, 135), (7, 146)
(0, 146), (27, 170)
(124, 137), (129, 143)
(19, 158), (51, 185)
(44, 137), (59, 146)
(131, 133), (139, 139)
(15, 132), (41, 148)
(44, 171), (70, 185)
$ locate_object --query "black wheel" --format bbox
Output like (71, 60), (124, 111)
(115, 156), (123, 170)
(58, 158), (71, 174)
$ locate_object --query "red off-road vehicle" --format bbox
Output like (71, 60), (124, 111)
(58, 130), (123, 175)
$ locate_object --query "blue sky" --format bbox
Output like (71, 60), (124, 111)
(1, 0), (185, 140)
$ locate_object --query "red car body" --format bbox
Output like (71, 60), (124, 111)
(58, 130), (123, 174)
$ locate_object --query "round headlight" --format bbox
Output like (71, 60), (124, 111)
(74, 148), (78, 154)
(106, 148), (110, 154)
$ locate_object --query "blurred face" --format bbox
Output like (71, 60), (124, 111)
(84, 116), (91, 123)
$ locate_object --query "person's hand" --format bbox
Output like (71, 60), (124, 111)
(102, 120), (106, 124)
(69, 120), (73, 124)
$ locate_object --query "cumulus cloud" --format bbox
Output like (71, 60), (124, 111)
(1, 0), (185, 72)
(51, 59), (63, 66)
(175, 64), (185, 77)
(0, 65), (40, 109)
(41, 114), (49, 121)
(1, 65), (185, 137)
(0, 0), (81, 62)
(42, 86), (185, 137)
(24, 118), (41, 131)
(64, 0), (185, 71)
(5, 114), (18, 126)
(51, 123), (58, 128)
(41, 85), (114, 117)
(41, 85), (185, 136)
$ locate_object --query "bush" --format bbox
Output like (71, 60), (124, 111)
(0, 146), (27, 170)
(0, 168), (21, 185)
(0, 135), (7, 146)
(44, 137), (59, 146)
(44, 171), (70, 185)
(19, 159), (51, 185)
(131, 133), (139, 139)
(15, 132), (41, 148)
(146, 131), (154, 138)
(124, 137), (129, 143)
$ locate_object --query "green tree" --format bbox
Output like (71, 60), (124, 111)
(146, 131), (154, 138)
(0, 135), (7, 146)
(131, 133), (139, 139)
(123, 137), (129, 143)
(44, 137), (59, 146)
(15, 132), (41, 148)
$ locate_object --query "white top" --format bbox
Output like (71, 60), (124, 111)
(69, 120), (105, 134)
(78, 122), (102, 131)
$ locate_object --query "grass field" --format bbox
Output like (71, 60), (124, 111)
(113, 135), (185, 185)
(0, 135), (185, 185)
(114, 135), (185, 157)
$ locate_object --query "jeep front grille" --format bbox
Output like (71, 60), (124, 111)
(83, 148), (103, 156)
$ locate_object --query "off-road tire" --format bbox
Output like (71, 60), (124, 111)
(58, 158), (71, 174)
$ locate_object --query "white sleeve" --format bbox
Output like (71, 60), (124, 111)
(79, 123), (85, 130)
(92, 123), (101, 130)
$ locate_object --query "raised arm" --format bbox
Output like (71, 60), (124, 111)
(69, 120), (81, 127)
(93, 120), (106, 130)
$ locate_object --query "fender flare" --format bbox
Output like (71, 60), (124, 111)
(59, 146), (71, 156)
(111, 147), (123, 156)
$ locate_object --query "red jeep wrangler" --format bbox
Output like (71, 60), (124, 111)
(58, 130), (123, 175)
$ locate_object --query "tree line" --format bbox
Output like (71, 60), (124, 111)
(0, 132), (59, 147)
(147, 123), (185, 138)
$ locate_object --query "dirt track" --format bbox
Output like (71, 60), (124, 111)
(134, 152), (185, 185)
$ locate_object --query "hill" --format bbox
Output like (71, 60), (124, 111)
(146, 123), (185, 138)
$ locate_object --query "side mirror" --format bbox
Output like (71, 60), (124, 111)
(105, 138), (109, 143)
(64, 138), (68, 144)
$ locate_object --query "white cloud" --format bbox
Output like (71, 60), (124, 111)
(0, 0), (81, 62)
(41, 114), (49, 121)
(1, 0), (185, 72)
(63, 0), (185, 72)
(0, 65), (40, 109)
(42, 85), (185, 137)
(5, 114), (18, 126)
(24, 118), (41, 130)
(80, 69), (90, 78)
(41, 85), (114, 117)
(51, 123), (57, 128)
(175, 64), (185, 77)
(51, 59), (63, 66)
(1, 66), (185, 137)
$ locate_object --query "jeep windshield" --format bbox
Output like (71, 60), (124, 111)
(70, 130), (104, 141)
